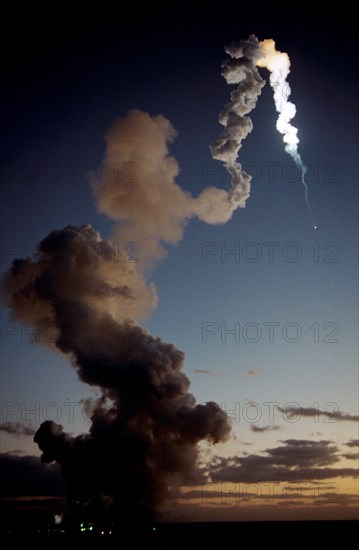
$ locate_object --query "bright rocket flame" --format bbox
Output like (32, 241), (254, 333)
(256, 39), (299, 156)
(257, 39), (316, 227)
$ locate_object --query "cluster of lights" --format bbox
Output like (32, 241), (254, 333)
(78, 523), (156, 535)
(80, 523), (113, 535)
(80, 523), (93, 532)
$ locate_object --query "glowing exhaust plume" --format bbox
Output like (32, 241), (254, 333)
(256, 39), (316, 228)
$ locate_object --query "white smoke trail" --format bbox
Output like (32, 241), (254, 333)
(256, 39), (316, 228)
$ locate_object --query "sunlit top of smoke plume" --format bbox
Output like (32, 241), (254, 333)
(91, 110), (236, 265)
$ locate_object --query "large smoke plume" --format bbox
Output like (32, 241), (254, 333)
(3, 224), (230, 525)
(3, 109), (233, 526)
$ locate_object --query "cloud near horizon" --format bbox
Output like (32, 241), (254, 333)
(194, 369), (212, 375)
(245, 368), (264, 377)
(250, 424), (281, 433)
(0, 422), (36, 437)
(345, 439), (359, 447)
(277, 406), (359, 422)
(0, 453), (65, 498)
(209, 439), (358, 484)
(342, 452), (359, 460)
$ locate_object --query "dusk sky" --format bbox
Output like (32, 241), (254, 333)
(0, 7), (358, 525)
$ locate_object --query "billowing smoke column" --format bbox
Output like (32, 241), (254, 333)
(3, 225), (230, 524)
(210, 34), (266, 209)
(3, 109), (240, 527)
